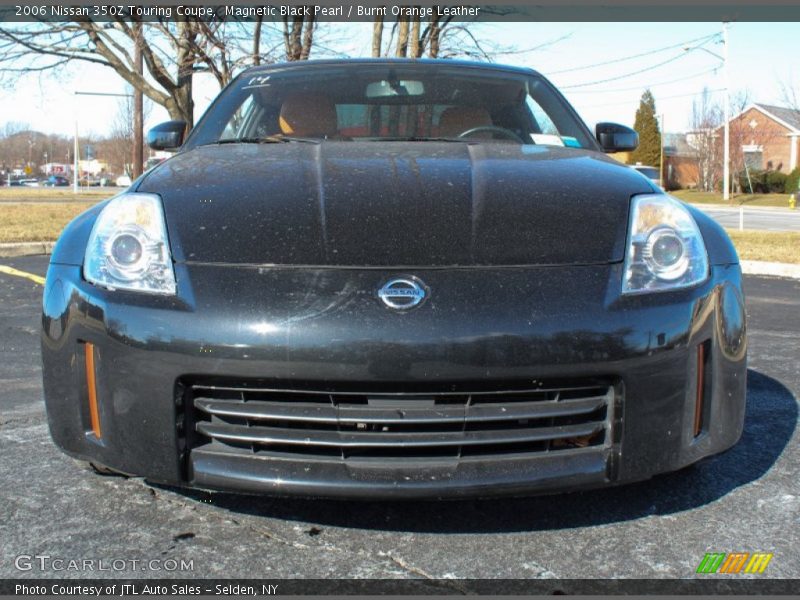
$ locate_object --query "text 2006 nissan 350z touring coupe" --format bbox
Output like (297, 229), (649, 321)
(42, 60), (746, 499)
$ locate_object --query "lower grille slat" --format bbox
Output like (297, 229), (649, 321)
(185, 378), (615, 460)
(196, 421), (604, 449)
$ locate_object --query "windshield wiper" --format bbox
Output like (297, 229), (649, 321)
(370, 135), (474, 142)
(374, 136), (471, 142)
(211, 135), (320, 145)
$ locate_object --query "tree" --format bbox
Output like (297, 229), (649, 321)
(98, 88), (152, 176)
(372, 12), (453, 59)
(688, 88), (723, 192)
(0, 17), (315, 128)
(629, 89), (661, 168)
(370, 12), (568, 60)
(282, 11), (316, 61)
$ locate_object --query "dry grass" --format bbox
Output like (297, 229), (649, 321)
(672, 189), (791, 208)
(0, 187), (116, 202)
(0, 203), (93, 242)
(726, 230), (800, 264)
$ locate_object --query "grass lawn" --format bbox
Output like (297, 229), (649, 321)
(725, 230), (800, 264)
(0, 203), (93, 243)
(0, 186), (117, 203)
(672, 189), (793, 208)
(2, 203), (798, 265)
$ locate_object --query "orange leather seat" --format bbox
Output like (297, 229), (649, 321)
(279, 93), (338, 137)
(438, 107), (492, 138)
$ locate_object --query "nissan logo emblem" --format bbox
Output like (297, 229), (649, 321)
(378, 278), (427, 310)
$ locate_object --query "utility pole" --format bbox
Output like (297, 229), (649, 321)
(73, 96), (79, 193)
(133, 21), (144, 179)
(722, 22), (730, 202)
(659, 113), (665, 188)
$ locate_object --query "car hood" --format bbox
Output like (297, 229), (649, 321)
(137, 142), (655, 267)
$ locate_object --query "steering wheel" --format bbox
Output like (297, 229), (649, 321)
(457, 126), (525, 143)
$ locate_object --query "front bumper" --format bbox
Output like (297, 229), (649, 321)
(41, 262), (747, 499)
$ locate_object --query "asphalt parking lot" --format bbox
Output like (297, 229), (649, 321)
(1, 255), (798, 584)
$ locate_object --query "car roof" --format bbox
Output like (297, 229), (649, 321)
(238, 58), (541, 79)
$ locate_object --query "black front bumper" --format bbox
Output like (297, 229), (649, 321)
(41, 262), (747, 499)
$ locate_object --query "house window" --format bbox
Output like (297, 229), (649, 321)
(742, 144), (763, 171)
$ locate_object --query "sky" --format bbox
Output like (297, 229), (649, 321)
(1, 21), (797, 142)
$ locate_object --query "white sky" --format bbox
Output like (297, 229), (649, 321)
(1, 21), (796, 140)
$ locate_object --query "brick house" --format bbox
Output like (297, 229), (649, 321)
(726, 103), (800, 173)
(663, 133), (700, 189)
(665, 103), (800, 189)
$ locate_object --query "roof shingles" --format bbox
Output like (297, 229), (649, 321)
(754, 103), (800, 132)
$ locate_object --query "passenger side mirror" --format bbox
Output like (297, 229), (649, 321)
(595, 122), (639, 153)
(147, 121), (187, 151)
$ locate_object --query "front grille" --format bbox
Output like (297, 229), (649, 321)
(183, 379), (615, 462)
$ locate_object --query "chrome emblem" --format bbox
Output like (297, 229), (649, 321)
(378, 278), (427, 310)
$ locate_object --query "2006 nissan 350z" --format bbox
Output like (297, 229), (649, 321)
(42, 59), (746, 499)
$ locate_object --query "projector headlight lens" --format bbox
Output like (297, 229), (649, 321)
(84, 193), (176, 295)
(622, 194), (708, 294)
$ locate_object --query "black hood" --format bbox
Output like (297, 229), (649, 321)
(138, 142), (655, 267)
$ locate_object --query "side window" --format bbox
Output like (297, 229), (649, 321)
(220, 95), (256, 140)
(525, 95), (559, 136)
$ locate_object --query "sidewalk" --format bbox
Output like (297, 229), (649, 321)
(688, 202), (798, 213)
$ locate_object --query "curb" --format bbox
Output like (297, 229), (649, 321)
(2, 242), (799, 280)
(0, 242), (55, 257)
(740, 260), (800, 280)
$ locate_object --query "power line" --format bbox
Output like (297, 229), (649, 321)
(559, 52), (690, 89)
(547, 33), (719, 75)
(565, 67), (721, 95)
(580, 88), (726, 109)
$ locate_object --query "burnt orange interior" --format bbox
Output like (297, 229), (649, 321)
(438, 107), (493, 138)
(279, 93), (338, 137)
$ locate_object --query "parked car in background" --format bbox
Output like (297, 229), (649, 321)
(44, 175), (70, 187)
(632, 164), (662, 188)
(42, 59), (746, 499)
(18, 178), (40, 187)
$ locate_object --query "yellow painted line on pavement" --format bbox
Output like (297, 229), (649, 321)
(0, 265), (46, 285)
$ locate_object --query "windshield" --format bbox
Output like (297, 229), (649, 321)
(187, 63), (596, 149)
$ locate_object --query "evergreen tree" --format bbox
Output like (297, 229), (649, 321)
(629, 90), (662, 168)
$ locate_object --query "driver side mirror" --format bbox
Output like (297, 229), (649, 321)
(147, 120), (187, 151)
(595, 122), (639, 153)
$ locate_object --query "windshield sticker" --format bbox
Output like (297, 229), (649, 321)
(242, 75), (272, 90)
(531, 134), (565, 147)
(562, 136), (582, 148)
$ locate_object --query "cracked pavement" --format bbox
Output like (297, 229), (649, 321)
(1, 256), (798, 582)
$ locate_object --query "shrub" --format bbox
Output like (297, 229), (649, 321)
(785, 168), (800, 194)
(737, 170), (762, 193)
(766, 171), (788, 193)
(738, 170), (787, 194)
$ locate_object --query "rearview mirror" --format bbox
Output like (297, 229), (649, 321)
(147, 121), (187, 151)
(595, 122), (639, 153)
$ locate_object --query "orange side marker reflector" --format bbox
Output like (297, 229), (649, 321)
(85, 342), (102, 438)
(693, 343), (705, 438)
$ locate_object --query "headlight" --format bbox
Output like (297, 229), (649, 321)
(622, 193), (708, 294)
(83, 193), (176, 295)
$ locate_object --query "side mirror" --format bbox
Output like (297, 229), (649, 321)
(595, 122), (639, 153)
(147, 120), (187, 151)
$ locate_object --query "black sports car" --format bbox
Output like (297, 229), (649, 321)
(42, 59), (746, 499)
